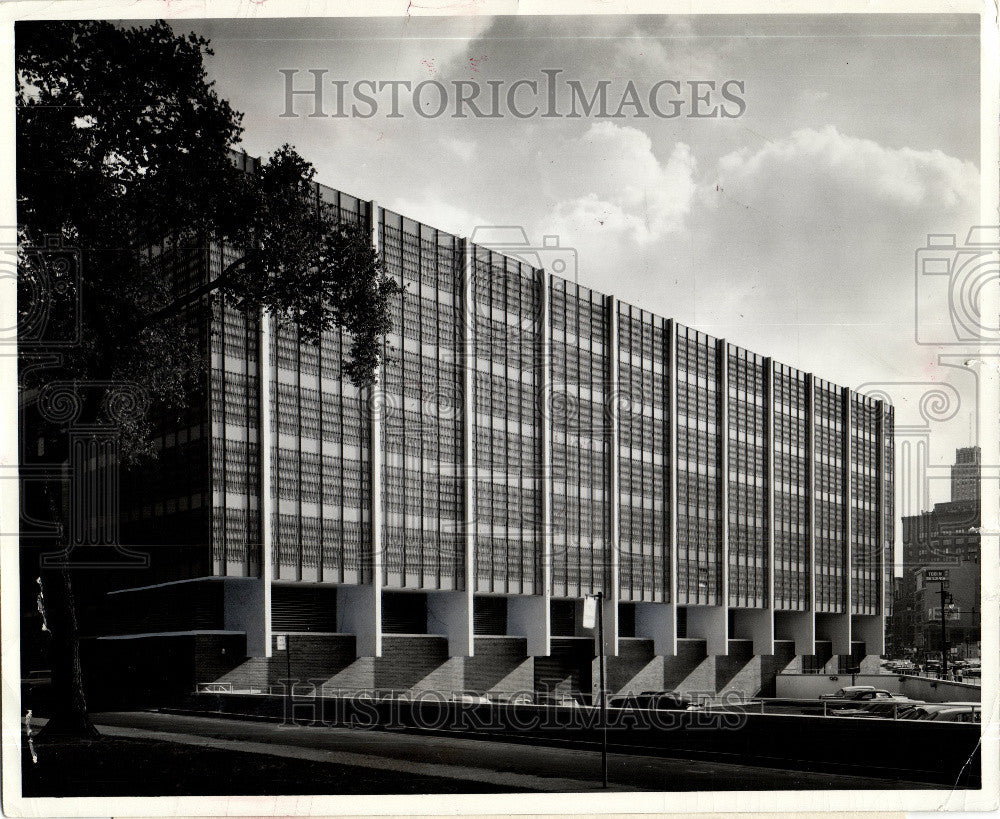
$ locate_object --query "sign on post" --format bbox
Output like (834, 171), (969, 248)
(276, 634), (287, 651)
(928, 605), (961, 622)
(925, 569), (950, 582)
(582, 595), (598, 630)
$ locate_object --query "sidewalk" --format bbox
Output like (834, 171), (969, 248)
(77, 711), (943, 792)
(25, 715), (621, 794)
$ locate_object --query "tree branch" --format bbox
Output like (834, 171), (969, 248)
(141, 251), (255, 328)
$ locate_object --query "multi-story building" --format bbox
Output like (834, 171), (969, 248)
(892, 447), (981, 661)
(89, 158), (894, 701)
(912, 563), (981, 661)
(951, 446), (982, 506)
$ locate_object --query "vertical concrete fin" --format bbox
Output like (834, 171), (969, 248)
(716, 337), (729, 655)
(635, 602), (675, 657)
(428, 591), (473, 658)
(257, 309), (274, 658)
(337, 584), (380, 658)
(664, 318), (679, 656)
(538, 266), (553, 655)
(806, 373), (818, 654)
(687, 605), (727, 656)
(367, 200), (384, 658)
(224, 578), (269, 659)
(459, 234), (476, 657)
(606, 294), (620, 657)
(841, 385), (853, 655)
(760, 357), (776, 655)
(507, 595), (549, 656)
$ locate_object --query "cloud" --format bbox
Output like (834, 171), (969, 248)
(710, 125), (978, 221)
(442, 137), (476, 163)
(385, 194), (486, 238)
(544, 122), (698, 245)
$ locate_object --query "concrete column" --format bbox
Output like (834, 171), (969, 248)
(604, 294), (620, 657)
(875, 399), (887, 620)
(338, 584), (380, 657)
(853, 614), (884, 656)
(839, 386), (854, 654)
(224, 577), (269, 657)
(358, 200), (383, 658)
(854, 398), (887, 656)
(255, 309), (273, 658)
(687, 605), (727, 656)
(805, 374), (818, 653)
(444, 234), (475, 658)
(532, 266), (552, 656)
(507, 595), (549, 656)
(635, 317), (677, 657)
(783, 611), (815, 656)
(635, 602), (674, 656)
(751, 357), (776, 656)
(710, 337), (729, 656)
(736, 609), (773, 656)
(428, 591), (473, 657)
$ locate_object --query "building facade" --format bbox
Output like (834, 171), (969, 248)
(99, 164), (894, 700)
(892, 447), (981, 662)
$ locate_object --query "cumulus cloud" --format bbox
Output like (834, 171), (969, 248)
(385, 194), (486, 238)
(544, 122), (698, 245)
(442, 137), (476, 163)
(710, 125), (978, 221)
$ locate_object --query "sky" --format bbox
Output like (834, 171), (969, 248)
(175, 13), (986, 518)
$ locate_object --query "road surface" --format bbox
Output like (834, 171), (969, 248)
(89, 710), (942, 792)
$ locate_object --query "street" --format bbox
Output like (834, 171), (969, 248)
(82, 711), (944, 792)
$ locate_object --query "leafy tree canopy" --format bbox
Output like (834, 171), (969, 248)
(17, 19), (396, 461)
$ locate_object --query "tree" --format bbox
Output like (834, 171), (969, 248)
(16, 20), (396, 737)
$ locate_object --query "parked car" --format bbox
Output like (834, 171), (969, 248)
(903, 702), (979, 721)
(905, 702), (982, 722)
(608, 691), (695, 711)
(451, 693), (492, 705)
(918, 706), (980, 723)
(819, 685), (895, 701)
(534, 692), (588, 708)
(831, 698), (925, 718)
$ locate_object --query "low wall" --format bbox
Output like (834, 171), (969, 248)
(775, 673), (981, 703)
(179, 692), (981, 787)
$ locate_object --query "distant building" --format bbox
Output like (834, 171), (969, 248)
(951, 446), (981, 505)
(913, 563), (981, 660)
(892, 447), (981, 660)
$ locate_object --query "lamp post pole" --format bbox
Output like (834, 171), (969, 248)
(596, 590), (607, 789)
(938, 583), (949, 679)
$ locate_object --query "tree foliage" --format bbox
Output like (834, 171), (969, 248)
(16, 20), (397, 738)
(17, 19), (396, 461)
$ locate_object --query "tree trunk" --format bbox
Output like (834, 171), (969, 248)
(36, 489), (99, 741)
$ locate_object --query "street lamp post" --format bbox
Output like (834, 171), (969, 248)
(597, 590), (607, 790)
(583, 592), (608, 789)
(939, 583), (949, 679)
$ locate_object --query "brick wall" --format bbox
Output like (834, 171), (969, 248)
(716, 640), (758, 697)
(376, 636), (462, 693)
(759, 640), (799, 696)
(267, 634), (358, 688)
(664, 639), (711, 694)
(604, 638), (663, 696)
(466, 637), (532, 694)
(534, 638), (593, 699)
(209, 634), (366, 692)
